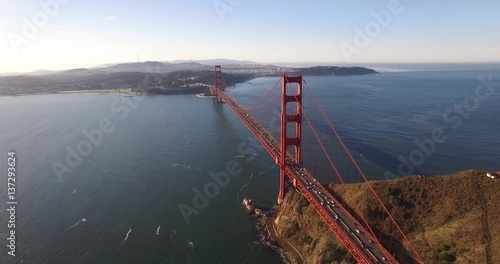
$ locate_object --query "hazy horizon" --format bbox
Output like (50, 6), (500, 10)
(2, 60), (500, 75)
(2, 1), (500, 73)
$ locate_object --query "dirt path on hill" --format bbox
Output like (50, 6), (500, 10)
(264, 217), (304, 263)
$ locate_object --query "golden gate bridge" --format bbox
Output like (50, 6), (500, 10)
(210, 65), (424, 264)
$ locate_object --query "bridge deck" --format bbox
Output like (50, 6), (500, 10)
(219, 91), (399, 264)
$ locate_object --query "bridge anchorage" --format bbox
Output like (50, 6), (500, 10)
(211, 65), (425, 264)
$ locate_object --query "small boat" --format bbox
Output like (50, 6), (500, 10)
(196, 93), (215, 98)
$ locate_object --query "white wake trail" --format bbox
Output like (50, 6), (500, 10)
(66, 218), (87, 231)
(122, 228), (132, 245)
(236, 164), (276, 204)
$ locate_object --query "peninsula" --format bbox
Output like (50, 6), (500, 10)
(259, 170), (499, 263)
(0, 61), (378, 96)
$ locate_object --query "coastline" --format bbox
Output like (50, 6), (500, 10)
(0, 78), (253, 98)
(0, 89), (141, 98)
(256, 216), (294, 264)
(255, 210), (304, 264)
(0, 66), (381, 99)
(57, 89), (140, 95)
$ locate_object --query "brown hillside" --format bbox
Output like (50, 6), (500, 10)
(272, 170), (500, 263)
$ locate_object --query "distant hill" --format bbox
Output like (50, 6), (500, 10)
(96, 61), (211, 73)
(61, 68), (91, 76)
(0, 61), (379, 96)
(0, 60), (379, 77)
(296, 66), (379, 76)
(28, 69), (59, 76)
(169, 59), (258, 65)
(270, 170), (500, 263)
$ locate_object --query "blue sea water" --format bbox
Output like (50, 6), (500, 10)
(0, 65), (499, 263)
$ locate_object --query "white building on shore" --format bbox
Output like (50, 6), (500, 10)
(486, 172), (499, 179)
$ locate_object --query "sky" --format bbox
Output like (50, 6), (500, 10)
(0, 0), (500, 73)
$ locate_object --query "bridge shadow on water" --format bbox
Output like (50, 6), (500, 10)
(306, 120), (428, 182)
(212, 102), (280, 208)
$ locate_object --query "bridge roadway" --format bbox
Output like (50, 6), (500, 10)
(218, 91), (399, 263)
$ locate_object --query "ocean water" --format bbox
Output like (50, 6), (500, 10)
(0, 66), (499, 263)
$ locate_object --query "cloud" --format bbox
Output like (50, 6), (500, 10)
(105, 16), (117, 21)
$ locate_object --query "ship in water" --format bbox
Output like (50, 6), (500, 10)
(196, 92), (215, 98)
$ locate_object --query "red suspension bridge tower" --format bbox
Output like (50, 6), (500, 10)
(213, 65), (223, 104)
(278, 73), (303, 203)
